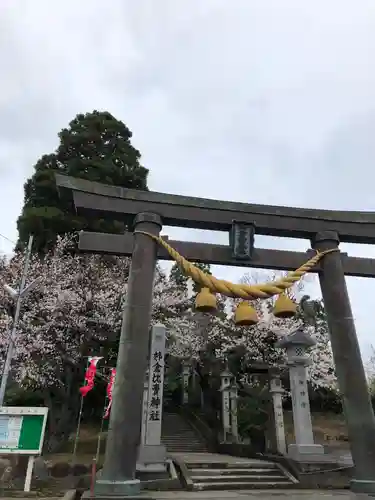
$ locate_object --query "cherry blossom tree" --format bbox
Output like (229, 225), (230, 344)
(364, 346), (375, 395)
(167, 269), (336, 391)
(0, 237), (127, 449)
(0, 236), (190, 449)
(0, 238), (336, 449)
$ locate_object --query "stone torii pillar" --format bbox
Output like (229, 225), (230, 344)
(95, 213), (162, 498)
(140, 369), (149, 445)
(313, 231), (375, 498)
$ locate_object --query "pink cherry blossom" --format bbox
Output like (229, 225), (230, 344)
(0, 236), (336, 401)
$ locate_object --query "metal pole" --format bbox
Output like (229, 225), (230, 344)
(0, 235), (33, 406)
(72, 357), (91, 464)
(71, 395), (84, 465)
(95, 391), (108, 463)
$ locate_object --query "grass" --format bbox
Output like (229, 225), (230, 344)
(45, 425), (108, 465)
(284, 410), (348, 444)
(45, 411), (349, 465)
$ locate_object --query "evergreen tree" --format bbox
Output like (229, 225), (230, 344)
(169, 261), (212, 292)
(17, 110), (149, 253)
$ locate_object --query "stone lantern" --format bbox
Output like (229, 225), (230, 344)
(276, 327), (324, 460)
(268, 372), (286, 455)
(229, 382), (239, 442)
(181, 360), (191, 405)
(220, 368), (233, 442)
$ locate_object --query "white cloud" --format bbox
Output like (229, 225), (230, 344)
(1, 0), (375, 357)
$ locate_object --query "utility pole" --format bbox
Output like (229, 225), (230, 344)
(0, 235), (34, 406)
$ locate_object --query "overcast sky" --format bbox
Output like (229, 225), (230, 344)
(1, 0), (375, 358)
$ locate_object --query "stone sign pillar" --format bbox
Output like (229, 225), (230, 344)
(182, 361), (190, 405)
(220, 369), (233, 442)
(276, 327), (324, 460)
(229, 383), (239, 442)
(140, 369), (149, 445)
(269, 375), (287, 455)
(137, 323), (167, 473)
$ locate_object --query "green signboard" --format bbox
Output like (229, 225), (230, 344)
(0, 406), (48, 455)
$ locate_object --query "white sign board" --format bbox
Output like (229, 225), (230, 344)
(145, 324), (166, 446)
(0, 407), (48, 492)
(0, 406), (48, 455)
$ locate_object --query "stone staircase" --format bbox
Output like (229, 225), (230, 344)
(161, 411), (208, 453)
(184, 455), (297, 491)
(161, 411), (298, 490)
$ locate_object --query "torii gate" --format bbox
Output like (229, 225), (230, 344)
(56, 174), (375, 498)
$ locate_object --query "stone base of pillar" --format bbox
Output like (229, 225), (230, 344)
(82, 494), (152, 499)
(350, 480), (375, 498)
(288, 443), (324, 461)
(83, 488), (153, 500)
(82, 478), (141, 499)
(136, 444), (167, 474)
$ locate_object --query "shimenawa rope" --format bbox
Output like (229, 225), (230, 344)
(134, 231), (338, 300)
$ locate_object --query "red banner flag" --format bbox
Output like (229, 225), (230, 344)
(104, 368), (116, 419)
(79, 357), (102, 397)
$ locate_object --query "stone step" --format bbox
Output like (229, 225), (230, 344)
(163, 434), (199, 438)
(163, 430), (196, 433)
(161, 412), (207, 453)
(162, 430), (200, 435)
(162, 427), (198, 431)
(164, 443), (206, 448)
(163, 442), (204, 446)
(167, 450), (208, 453)
(162, 430), (195, 433)
(165, 447), (207, 450)
(162, 424), (196, 428)
(164, 443), (207, 448)
(186, 461), (277, 469)
(162, 424), (194, 428)
(164, 438), (204, 441)
(163, 437), (201, 441)
(162, 436), (204, 441)
(162, 423), (192, 426)
(163, 439), (204, 442)
(163, 434), (201, 438)
(163, 422), (196, 425)
(162, 429), (201, 436)
(164, 439), (205, 442)
(169, 452), (208, 454)
(162, 420), (195, 427)
(192, 474), (287, 483)
(192, 480), (293, 491)
(162, 441), (206, 453)
(168, 451), (208, 454)
(189, 468), (285, 476)
(164, 440), (203, 443)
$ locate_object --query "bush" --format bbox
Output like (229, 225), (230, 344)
(5, 385), (44, 406)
